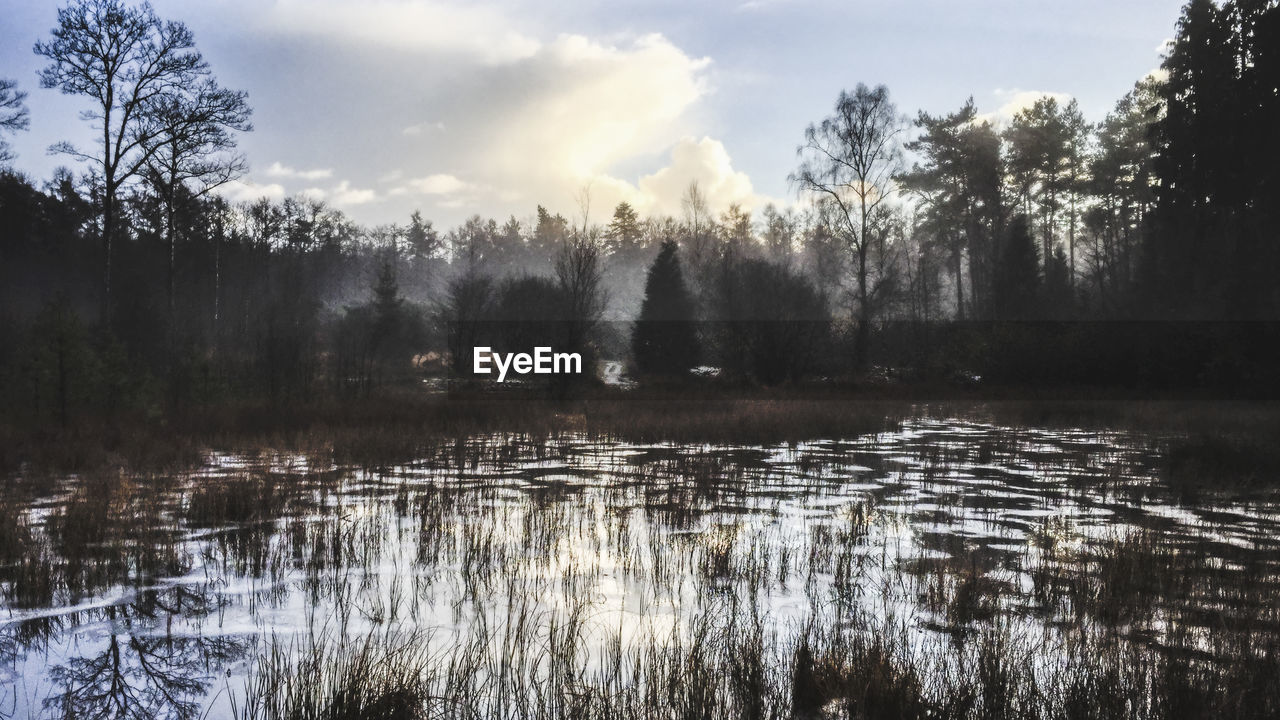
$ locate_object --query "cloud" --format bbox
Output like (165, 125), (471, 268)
(236, 4), (735, 224)
(215, 179), (286, 203)
(976, 89), (1075, 127)
(261, 0), (541, 65)
(405, 173), (472, 195)
(402, 121), (446, 136)
(414, 32), (712, 217)
(562, 137), (769, 222)
(633, 137), (762, 215)
(470, 34), (710, 178)
(265, 162), (334, 181)
(330, 180), (378, 206)
(291, 181), (377, 207)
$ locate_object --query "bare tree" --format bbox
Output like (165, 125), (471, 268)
(144, 76), (252, 319)
(555, 234), (607, 368)
(681, 180), (717, 301)
(0, 78), (30, 164)
(574, 181), (594, 236)
(792, 83), (907, 369)
(36, 0), (210, 323)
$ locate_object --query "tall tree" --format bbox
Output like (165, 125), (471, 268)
(792, 83), (906, 369)
(144, 76), (251, 320)
(1003, 97), (1085, 281)
(993, 214), (1040, 320)
(680, 181), (717, 300)
(36, 0), (210, 323)
(899, 98), (1004, 319)
(1087, 76), (1161, 309)
(632, 239), (699, 376)
(606, 201), (642, 255)
(406, 210), (441, 261)
(0, 78), (30, 164)
(1146, 0), (1280, 318)
(530, 205), (568, 273)
(555, 234), (607, 368)
(760, 204), (798, 265)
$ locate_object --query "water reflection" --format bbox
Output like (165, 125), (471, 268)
(0, 418), (1277, 718)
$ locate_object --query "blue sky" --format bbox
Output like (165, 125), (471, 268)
(0, 0), (1184, 227)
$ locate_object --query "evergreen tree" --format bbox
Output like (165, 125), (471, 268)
(632, 240), (699, 376)
(606, 202), (642, 255)
(993, 214), (1040, 320)
(406, 210), (440, 260)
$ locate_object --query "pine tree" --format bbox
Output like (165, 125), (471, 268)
(606, 202), (642, 254)
(993, 214), (1041, 320)
(372, 259), (403, 359)
(632, 240), (699, 376)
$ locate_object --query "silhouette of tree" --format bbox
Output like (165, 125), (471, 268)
(492, 275), (565, 356)
(792, 83), (906, 369)
(899, 98), (1005, 318)
(143, 76), (251, 322)
(993, 214), (1040, 320)
(713, 258), (831, 385)
(632, 239), (699, 376)
(1087, 76), (1161, 309)
(0, 78), (30, 164)
(1003, 97), (1086, 283)
(555, 234), (606, 370)
(680, 181), (717, 301)
(606, 201), (642, 255)
(36, 0), (212, 323)
(406, 210), (440, 260)
(530, 205), (569, 273)
(443, 266), (494, 376)
(1146, 0), (1280, 318)
(760, 204), (798, 265)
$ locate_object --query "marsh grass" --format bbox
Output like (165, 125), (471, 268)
(2, 416), (1280, 719)
(236, 628), (435, 720)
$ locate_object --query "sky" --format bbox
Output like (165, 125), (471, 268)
(0, 0), (1185, 228)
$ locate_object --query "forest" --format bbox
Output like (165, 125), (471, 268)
(1, 0), (1278, 435)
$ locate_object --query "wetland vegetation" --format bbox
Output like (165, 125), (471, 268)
(3, 408), (1280, 719)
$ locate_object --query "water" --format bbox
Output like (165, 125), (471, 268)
(1, 418), (1278, 718)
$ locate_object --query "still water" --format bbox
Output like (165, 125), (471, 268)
(1, 418), (1277, 718)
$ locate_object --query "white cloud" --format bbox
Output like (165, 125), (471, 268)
(562, 137), (769, 222)
(330, 180), (378, 206)
(633, 137), (761, 215)
(239, 4), (739, 223)
(402, 121), (446, 136)
(407, 174), (472, 195)
(976, 89), (1075, 127)
(262, 0), (541, 65)
(476, 33), (709, 180)
(265, 162), (334, 181)
(293, 181), (378, 207)
(415, 32), (713, 217)
(215, 179), (287, 203)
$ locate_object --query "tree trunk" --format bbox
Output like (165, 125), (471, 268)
(101, 186), (115, 327)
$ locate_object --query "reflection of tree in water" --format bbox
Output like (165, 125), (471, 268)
(38, 585), (250, 720)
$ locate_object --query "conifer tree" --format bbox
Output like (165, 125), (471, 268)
(632, 240), (699, 376)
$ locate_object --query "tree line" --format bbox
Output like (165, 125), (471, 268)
(1, 0), (1278, 427)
